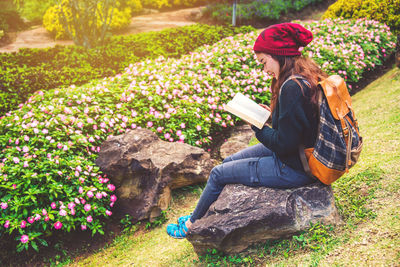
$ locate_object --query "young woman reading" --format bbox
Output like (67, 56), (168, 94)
(166, 22), (327, 239)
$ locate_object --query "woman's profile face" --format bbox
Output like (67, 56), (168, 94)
(256, 53), (279, 78)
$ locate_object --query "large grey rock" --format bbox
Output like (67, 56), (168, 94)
(187, 183), (341, 254)
(95, 129), (215, 221)
(220, 125), (254, 159)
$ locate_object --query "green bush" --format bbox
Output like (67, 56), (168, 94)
(203, 0), (324, 25)
(323, 0), (400, 34)
(18, 0), (54, 24)
(141, 0), (207, 9)
(0, 24), (254, 115)
(0, 1), (25, 33)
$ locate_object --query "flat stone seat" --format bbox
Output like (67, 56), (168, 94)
(186, 182), (341, 254)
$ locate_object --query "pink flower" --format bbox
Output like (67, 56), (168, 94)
(84, 204), (91, 212)
(0, 202), (7, 209)
(110, 195), (117, 202)
(87, 191), (94, 198)
(107, 184), (115, 191)
(164, 133), (170, 139)
(196, 125), (202, 131)
(20, 220), (27, 229)
(34, 214), (41, 221)
(44, 215), (49, 222)
(59, 209), (67, 216)
(176, 130), (182, 136)
(42, 209), (47, 216)
(51, 202), (57, 209)
(105, 210), (112, 216)
(20, 235), (29, 243)
(68, 202), (75, 210)
(54, 221), (62, 229)
(28, 217), (34, 224)
(4, 220), (10, 228)
(147, 121), (153, 128)
(95, 192), (102, 199)
(71, 209), (76, 215)
(86, 215), (93, 223)
(12, 184), (16, 189)
(24, 135), (29, 141)
(180, 123), (186, 129)
(79, 187), (83, 194)
(22, 146), (29, 152)
(23, 161), (29, 168)
(42, 129), (48, 134)
(13, 157), (20, 164)
(81, 224), (87, 231)
(157, 127), (163, 133)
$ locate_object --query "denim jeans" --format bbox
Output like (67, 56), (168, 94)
(190, 143), (316, 223)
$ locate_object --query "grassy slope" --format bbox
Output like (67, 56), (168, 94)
(66, 67), (400, 267)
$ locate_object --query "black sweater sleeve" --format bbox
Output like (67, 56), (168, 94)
(251, 80), (311, 157)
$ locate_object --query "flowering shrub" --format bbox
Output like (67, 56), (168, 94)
(0, 24), (253, 116)
(323, 0), (400, 34)
(302, 18), (396, 84)
(0, 19), (396, 252)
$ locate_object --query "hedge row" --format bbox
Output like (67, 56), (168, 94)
(0, 24), (254, 115)
(202, 0), (324, 25)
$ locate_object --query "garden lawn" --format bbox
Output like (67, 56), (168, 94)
(66, 66), (400, 266)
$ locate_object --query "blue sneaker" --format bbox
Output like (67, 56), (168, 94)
(166, 222), (189, 239)
(177, 214), (191, 225)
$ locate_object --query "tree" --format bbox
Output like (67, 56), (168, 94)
(56, 0), (116, 48)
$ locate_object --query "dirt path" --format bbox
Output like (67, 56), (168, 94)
(0, 7), (203, 53)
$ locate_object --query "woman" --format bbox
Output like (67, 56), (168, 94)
(166, 22), (328, 239)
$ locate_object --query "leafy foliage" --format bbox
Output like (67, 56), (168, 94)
(202, 0), (324, 25)
(0, 24), (254, 115)
(323, 0), (400, 34)
(0, 0), (25, 33)
(17, 0), (55, 24)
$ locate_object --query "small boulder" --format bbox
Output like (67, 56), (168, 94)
(219, 125), (254, 159)
(95, 129), (215, 221)
(187, 183), (341, 254)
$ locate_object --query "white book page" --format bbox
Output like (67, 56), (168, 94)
(225, 92), (270, 128)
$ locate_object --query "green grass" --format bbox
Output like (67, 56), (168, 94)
(61, 67), (400, 266)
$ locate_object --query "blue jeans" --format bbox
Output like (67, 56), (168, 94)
(190, 143), (316, 223)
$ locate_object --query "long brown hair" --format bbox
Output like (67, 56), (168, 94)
(268, 55), (328, 116)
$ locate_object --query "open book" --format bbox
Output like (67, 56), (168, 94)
(224, 92), (271, 129)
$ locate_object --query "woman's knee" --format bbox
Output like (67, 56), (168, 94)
(222, 156), (233, 164)
(208, 165), (224, 186)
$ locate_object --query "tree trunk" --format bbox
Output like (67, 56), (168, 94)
(396, 34), (400, 68)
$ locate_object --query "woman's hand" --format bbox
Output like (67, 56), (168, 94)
(259, 104), (271, 112)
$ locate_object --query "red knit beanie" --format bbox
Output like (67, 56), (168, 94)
(253, 23), (313, 56)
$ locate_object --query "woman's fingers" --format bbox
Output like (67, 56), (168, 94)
(259, 104), (271, 112)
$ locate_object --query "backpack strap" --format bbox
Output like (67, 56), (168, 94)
(280, 75), (310, 95)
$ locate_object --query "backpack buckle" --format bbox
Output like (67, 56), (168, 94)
(343, 126), (349, 137)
